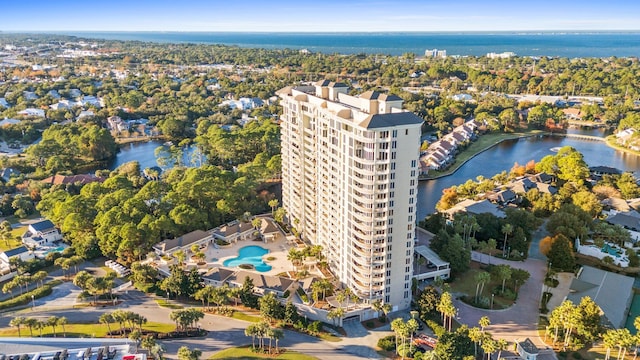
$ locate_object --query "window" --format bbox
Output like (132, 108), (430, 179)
(391, 163), (396, 170)
(405, 266), (410, 272)
(405, 129), (409, 135)
(390, 182), (395, 189)
(386, 295), (390, 302)
(391, 173), (395, 180)
(409, 189), (415, 195)
(411, 170), (416, 177)
(405, 283), (409, 289)
(392, 130), (398, 137)
(391, 152), (396, 160)
(389, 200), (394, 207)
(390, 191), (395, 198)
(392, 141), (397, 149)
(409, 198), (414, 204)
(404, 291), (409, 299)
(408, 215), (413, 222)
(386, 270), (391, 276)
(410, 180), (415, 186)
(411, 160), (417, 167)
(409, 206), (414, 213)
(406, 258), (411, 264)
(407, 233), (413, 239)
(386, 279), (391, 285)
(380, 131), (389, 138)
(388, 219), (393, 225)
(387, 245), (392, 251)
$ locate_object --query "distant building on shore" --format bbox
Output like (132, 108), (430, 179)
(425, 49), (447, 58)
(487, 51), (516, 59)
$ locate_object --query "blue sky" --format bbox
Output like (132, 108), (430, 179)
(2, 0), (639, 32)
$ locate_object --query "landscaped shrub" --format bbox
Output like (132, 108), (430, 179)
(377, 335), (396, 351)
(502, 289), (517, 300)
(0, 280), (61, 311)
(426, 319), (446, 337)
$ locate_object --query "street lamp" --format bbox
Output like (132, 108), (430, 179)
(31, 295), (35, 309)
(491, 294), (494, 310)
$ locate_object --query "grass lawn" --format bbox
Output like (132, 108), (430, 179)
(425, 129), (544, 179)
(230, 311), (262, 323)
(449, 262), (515, 310)
(209, 346), (319, 360)
(0, 237), (23, 252)
(0, 321), (175, 338)
(155, 299), (184, 309)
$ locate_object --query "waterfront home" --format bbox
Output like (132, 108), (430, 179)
(616, 128), (636, 146)
(107, 116), (127, 132)
(444, 199), (505, 219)
(0, 118), (20, 127)
(486, 189), (517, 205)
(526, 172), (553, 184)
(153, 230), (212, 256)
(0, 246), (34, 267)
(562, 108), (583, 120)
(509, 177), (557, 195)
(22, 219), (63, 247)
(566, 266), (634, 329)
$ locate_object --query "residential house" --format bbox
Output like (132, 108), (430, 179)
(22, 91), (38, 101)
(41, 174), (105, 186)
(0, 167), (19, 182)
(212, 221), (255, 243)
(616, 129), (636, 146)
(444, 199), (505, 219)
(77, 110), (95, 119)
(566, 266), (634, 328)
(589, 166), (622, 177)
(107, 116), (127, 132)
(606, 212), (640, 242)
(258, 218), (283, 242)
(153, 230), (212, 256)
(227, 270), (297, 297)
(562, 108), (582, 120)
(67, 88), (82, 98)
(17, 108), (45, 117)
(0, 98), (10, 108)
(22, 219), (63, 247)
(487, 189), (517, 205)
(47, 90), (61, 99)
(0, 246), (34, 267)
(527, 172), (553, 184)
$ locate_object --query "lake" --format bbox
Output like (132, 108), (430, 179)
(417, 134), (640, 220)
(112, 136), (640, 221)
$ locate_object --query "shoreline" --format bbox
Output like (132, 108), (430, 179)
(420, 131), (543, 181)
(420, 130), (639, 181)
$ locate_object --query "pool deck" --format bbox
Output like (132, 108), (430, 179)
(153, 231), (323, 279)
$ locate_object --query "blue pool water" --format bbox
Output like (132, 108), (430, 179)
(223, 245), (272, 272)
(602, 244), (622, 258)
(44, 246), (65, 255)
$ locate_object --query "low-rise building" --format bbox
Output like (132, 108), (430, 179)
(22, 219), (63, 247)
(153, 230), (212, 256)
(226, 270), (297, 297)
(0, 246), (34, 266)
(212, 221), (255, 243)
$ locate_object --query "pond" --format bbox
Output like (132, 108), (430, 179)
(417, 134), (640, 219)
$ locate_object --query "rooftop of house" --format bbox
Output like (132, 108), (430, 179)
(29, 219), (56, 233)
(567, 265), (635, 328)
(41, 174), (105, 185)
(606, 212), (640, 231)
(229, 270), (296, 293)
(3, 246), (29, 258)
(202, 267), (235, 283)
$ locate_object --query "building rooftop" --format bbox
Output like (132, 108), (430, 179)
(0, 338), (133, 360)
(30, 219), (56, 233)
(414, 245), (449, 268)
(154, 230), (210, 253)
(3, 246), (29, 258)
(359, 112), (424, 129)
(566, 265), (635, 328)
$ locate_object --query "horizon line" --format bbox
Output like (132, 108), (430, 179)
(3, 29), (640, 34)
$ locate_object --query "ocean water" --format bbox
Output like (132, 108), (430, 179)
(55, 31), (640, 58)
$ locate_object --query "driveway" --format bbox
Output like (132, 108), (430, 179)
(461, 251), (548, 349)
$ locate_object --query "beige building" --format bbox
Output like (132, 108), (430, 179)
(277, 80), (423, 311)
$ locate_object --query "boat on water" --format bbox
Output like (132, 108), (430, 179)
(550, 147), (561, 152)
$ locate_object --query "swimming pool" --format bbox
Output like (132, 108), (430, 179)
(44, 246), (65, 255)
(223, 245), (272, 272)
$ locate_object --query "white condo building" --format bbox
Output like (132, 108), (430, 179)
(277, 80), (423, 311)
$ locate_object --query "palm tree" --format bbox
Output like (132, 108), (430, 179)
(633, 316), (640, 360)
(100, 313), (114, 335)
(268, 199), (279, 215)
(57, 317), (67, 337)
(474, 271), (491, 303)
(271, 328), (284, 353)
(479, 316), (491, 333)
(10, 317), (25, 337)
(482, 337), (497, 360)
(327, 307), (345, 327)
(24, 317), (37, 337)
(469, 327), (482, 358)
(496, 338), (508, 360)
(501, 224), (513, 257)
(245, 323), (259, 349)
(47, 316), (59, 337)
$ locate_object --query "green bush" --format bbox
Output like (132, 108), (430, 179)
(502, 289), (517, 300)
(0, 280), (61, 311)
(426, 319), (446, 337)
(377, 335), (396, 351)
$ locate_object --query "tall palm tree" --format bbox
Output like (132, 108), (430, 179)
(474, 271), (491, 303)
(10, 317), (25, 337)
(47, 316), (59, 337)
(100, 313), (114, 335)
(501, 224), (513, 257)
(57, 317), (67, 337)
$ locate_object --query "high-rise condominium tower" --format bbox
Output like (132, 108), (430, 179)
(277, 80), (423, 310)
